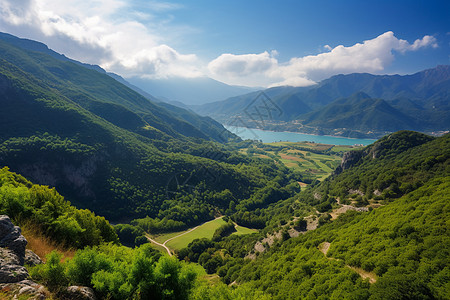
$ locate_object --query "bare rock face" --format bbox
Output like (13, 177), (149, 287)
(0, 215), (27, 264)
(0, 215), (45, 298)
(25, 249), (44, 267)
(63, 286), (97, 300)
(0, 216), (30, 284)
(334, 150), (364, 175)
(0, 252), (29, 283)
(0, 279), (48, 300)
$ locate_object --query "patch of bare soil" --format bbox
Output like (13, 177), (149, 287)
(347, 266), (377, 284)
(318, 242), (331, 256)
(305, 214), (319, 231)
(330, 205), (369, 220)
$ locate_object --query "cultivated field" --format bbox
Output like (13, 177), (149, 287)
(243, 142), (359, 182)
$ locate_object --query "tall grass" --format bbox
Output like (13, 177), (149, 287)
(19, 222), (75, 262)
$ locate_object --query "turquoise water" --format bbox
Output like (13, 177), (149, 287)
(225, 126), (377, 146)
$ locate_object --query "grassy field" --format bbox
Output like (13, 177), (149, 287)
(330, 145), (356, 152)
(149, 217), (257, 252)
(165, 218), (227, 250)
(235, 225), (258, 235)
(152, 231), (185, 244)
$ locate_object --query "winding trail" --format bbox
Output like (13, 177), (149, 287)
(146, 235), (172, 256)
(318, 242), (377, 284)
(146, 217), (223, 256)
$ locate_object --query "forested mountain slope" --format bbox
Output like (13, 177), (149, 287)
(178, 131), (449, 299)
(236, 176), (449, 299)
(0, 38), (298, 224)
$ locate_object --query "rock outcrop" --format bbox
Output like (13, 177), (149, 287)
(334, 149), (364, 175)
(0, 215), (47, 299)
(0, 215), (27, 265)
(62, 286), (97, 300)
(0, 215), (96, 300)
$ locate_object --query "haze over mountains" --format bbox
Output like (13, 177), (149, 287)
(127, 76), (259, 105)
(2, 31), (448, 140)
(193, 65), (450, 138)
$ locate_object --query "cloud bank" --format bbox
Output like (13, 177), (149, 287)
(0, 0), (439, 87)
(208, 31), (438, 87)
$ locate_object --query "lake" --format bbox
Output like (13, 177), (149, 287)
(225, 126), (377, 146)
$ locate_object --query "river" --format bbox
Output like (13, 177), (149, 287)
(224, 126), (377, 146)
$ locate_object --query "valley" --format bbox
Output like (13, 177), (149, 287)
(0, 31), (448, 300)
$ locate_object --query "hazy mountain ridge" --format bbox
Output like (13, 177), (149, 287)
(127, 76), (260, 105)
(194, 66), (450, 138)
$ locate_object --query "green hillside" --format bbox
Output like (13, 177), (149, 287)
(0, 39), (297, 226)
(306, 130), (447, 208)
(300, 92), (419, 132)
(236, 176), (449, 299)
(176, 132), (449, 299)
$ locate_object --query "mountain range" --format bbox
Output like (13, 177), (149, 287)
(0, 33), (293, 225)
(0, 32), (449, 300)
(193, 65), (450, 138)
(127, 76), (259, 105)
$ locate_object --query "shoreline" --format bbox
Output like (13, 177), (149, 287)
(224, 125), (378, 144)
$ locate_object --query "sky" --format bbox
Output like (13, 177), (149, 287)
(0, 0), (449, 87)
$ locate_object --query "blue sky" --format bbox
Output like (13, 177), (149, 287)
(0, 0), (448, 87)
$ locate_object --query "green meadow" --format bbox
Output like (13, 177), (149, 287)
(150, 217), (257, 252)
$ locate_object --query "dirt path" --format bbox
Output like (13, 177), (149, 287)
(146, 216), (223, 256)
(347, 266), (377, 284)
(146, 226), (201, 257)
(146, 235), (172, 256)
(162, 225), (201, 246)
(318, 242), (377, 283)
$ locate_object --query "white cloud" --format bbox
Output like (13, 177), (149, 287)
(0, 2), (439, 87)
(208, 31), (439, 87)
(268, 77), (316, 88)
(409, 35), (438, 50)
(208, 51), (277, 77)
(276, 31), (437, 83)
(0, 0), (200, 78)
(106, 44), (202, 79)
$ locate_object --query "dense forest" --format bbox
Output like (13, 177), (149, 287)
(175, 132), (450, 299)
(0, 38), (300, 232)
